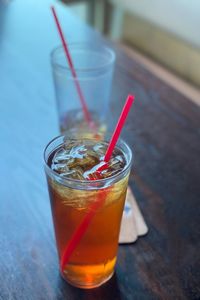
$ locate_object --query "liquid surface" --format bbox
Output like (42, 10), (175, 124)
(49, 139), (126, 180)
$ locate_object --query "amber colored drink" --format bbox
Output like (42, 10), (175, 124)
(44, 136), (132, 288)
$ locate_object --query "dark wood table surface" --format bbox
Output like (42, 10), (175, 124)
(0, 0), (200, 299)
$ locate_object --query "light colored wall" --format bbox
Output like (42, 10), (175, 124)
(61, 0), (200, 86)
(111, 0), (200, 48)
(122, 13), (200, 87)
(66, 1), (88, 22)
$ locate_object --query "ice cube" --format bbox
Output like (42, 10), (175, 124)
(75, 155), (98, 169)
(52, 163), (69, 174)
(108, 155), (124, 170)
(115, 155), (124, 163)
(68, 147), (99, 169)
(101, 168), (121, 178)
(65, 157), (76, 168)
(60, 168), (84, 180)
(52, 148), (70, 164)
(83, 161), (105, 180)
(86, 149), (99, 160)
(93, 143), (107, 157)
(70, 145), (87, 158)
(64, 139), (79, 151)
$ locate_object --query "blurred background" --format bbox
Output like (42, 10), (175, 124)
(61, 0), (200, 88)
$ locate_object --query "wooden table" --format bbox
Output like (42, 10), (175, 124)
(0, 1), (200, 299)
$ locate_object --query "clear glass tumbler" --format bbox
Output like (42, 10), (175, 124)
(51, 43), (115, 134)
(44, 135), (132, 289)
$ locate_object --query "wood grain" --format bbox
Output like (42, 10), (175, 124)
(0, 0), (200, 299)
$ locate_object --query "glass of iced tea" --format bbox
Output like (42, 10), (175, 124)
(44, 134), (132, 289)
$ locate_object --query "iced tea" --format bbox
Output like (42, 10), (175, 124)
(44, 136), (132, 288)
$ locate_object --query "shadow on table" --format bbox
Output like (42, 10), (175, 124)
(56, 273), (122, 300)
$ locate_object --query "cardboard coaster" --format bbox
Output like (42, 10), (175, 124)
(119, 186), (148, 244)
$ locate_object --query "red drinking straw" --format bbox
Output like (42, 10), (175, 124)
(60, 189), (107, 272)
(60, 94), (135, 272)
(51, 6), (93, 127)
(104, 95), (134, 161)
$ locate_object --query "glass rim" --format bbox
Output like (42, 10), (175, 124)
(50, 43), (116, 73)
(43, 134), (132, 187)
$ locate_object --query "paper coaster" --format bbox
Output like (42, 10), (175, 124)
(119, 186), (148, 244)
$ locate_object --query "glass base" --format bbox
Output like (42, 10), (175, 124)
(59, 109), (107, 137)
(61, 271), (114, 289)
(61, 257), (116, 289)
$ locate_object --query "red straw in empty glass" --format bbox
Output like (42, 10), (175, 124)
(51, 6), (93, 128)
(60, 94), (135, 272)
